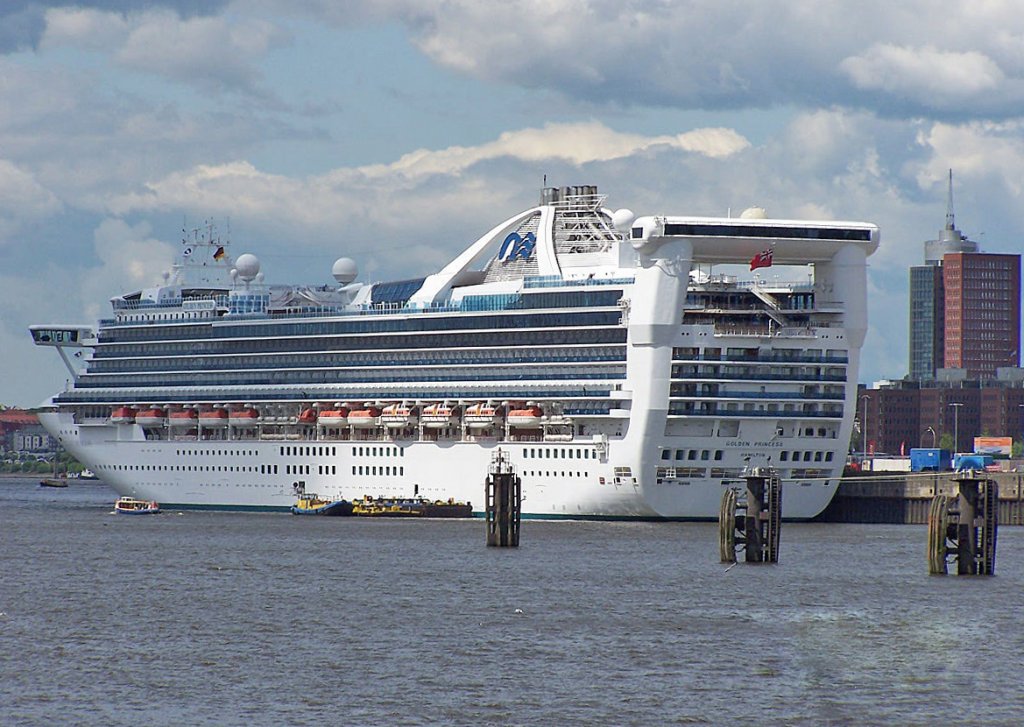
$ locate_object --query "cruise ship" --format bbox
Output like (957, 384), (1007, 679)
(31, 185), (878, 518)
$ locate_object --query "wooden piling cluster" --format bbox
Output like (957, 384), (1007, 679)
(719, 468), (782, 564)
(928, 471), (998, 575)
(485, 449), (521, 547)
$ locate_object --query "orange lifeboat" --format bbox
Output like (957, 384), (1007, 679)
(421, 403), (461, 429)
(381, 403), (419, 429)
(507, 404), (543, 428)
(135, 408), (166, 427)
(168, 409), (198, 428)
(229, 407), (260, 427)
(110, 406), (137, 425)
(317, 406), (350, 428)
(348, 405), (381, 428)
(297, 408), (319, 426)
(198, 408), (228, 428)
(465, 403), (504, 430)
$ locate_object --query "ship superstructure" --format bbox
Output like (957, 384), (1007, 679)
(31, 187), (879, 518)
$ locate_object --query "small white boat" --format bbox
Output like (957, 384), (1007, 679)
(114, 496), (160, 515)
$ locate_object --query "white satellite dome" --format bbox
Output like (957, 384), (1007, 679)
(235, 253), (261, 282)
(740, 207), (768, 219)
(611, 208), (635, 232)
(332, 257), (358, 284)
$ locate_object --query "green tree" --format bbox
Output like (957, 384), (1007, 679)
(939, 432), (955, 452)
(1013, 440), (1024, 458)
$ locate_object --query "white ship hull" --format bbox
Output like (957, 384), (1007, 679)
(40, 411), (839, 519)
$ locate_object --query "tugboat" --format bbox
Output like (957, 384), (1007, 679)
(290, 493), (354, 516)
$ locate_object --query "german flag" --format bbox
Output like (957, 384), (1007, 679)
(213, 246), (226, 261)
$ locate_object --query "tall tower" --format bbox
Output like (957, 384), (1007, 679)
(908, 170), (1022, 380)
(909, 171), (977, 380)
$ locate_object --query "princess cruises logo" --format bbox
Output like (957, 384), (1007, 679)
(498, 232), (536, 262)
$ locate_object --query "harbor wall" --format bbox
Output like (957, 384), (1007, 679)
(818, 472), (1024, 525)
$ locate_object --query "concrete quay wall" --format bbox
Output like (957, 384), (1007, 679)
(817, 472), (1024, 525)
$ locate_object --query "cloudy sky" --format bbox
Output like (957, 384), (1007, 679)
(3, 0), (1024, 407)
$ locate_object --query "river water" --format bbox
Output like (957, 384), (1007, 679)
(2, 476), (1023, 725)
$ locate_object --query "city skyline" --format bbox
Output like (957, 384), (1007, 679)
(5, 3), (1024, 406)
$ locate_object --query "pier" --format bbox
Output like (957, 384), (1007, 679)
(818, 472), (1024, 525)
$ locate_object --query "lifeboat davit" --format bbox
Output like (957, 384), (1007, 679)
(168, 409), (199, 427)
(507, 405), (543, 428)
(110, 406), (137, 425)
(348, 405), (381, 428)
(135, 408), (166, 427)
(464, 403), (504, 430)
(421, 403), (461, 429)
(297, 408), (319, 426)
(229, 408), (260, 427)
(317, 407), (350, 428)
(198, 408), (229, 428)
(381, 403), (419, 429)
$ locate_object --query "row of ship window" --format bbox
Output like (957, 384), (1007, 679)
(671, 365), (847, 380)
(521, 471), (589, 479)
(98, 309), (624, 343)
(660, 448), (833, 462)
(88, 347), (628, 373)
(523, 448), (597, 459)
(94, 328), (628, 357)
(353, 466), (405, 476)
(279, 445), (404, 458)
(95, 464), (260, 472)
(59, 388), (615, 405)
(655, 466), (831, 480)
(671, 346), (848, 364)
(76, 367), (627, 388)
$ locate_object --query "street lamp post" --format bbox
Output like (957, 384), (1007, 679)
(925, 426), (936, 448)
(949, 402), (963, 454)
(860, 394), (870, 462)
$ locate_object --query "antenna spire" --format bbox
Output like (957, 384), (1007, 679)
(945, 168), (955, 230)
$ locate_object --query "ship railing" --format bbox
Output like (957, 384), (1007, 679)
(669, 391), (845, 400)
(670, 371), (847, 382)
(712, 325), (818, 338)
(671, 351), (849, 364)
(667, 408), (843, 418)
(523, 275), (635, 289)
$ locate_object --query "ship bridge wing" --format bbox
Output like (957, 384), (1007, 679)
(630, 215), (880, 263)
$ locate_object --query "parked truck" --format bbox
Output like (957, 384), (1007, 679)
(910, 448), (952, 472)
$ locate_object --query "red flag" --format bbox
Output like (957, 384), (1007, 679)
(749, 248), (773, 271)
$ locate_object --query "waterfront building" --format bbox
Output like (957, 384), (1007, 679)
(859, 371), (1024, 455)
(908, 171), (1020, 380)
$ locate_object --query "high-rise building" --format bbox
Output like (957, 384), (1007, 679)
(908, 171), (1020, 380)
(942, 252), (1020, 377)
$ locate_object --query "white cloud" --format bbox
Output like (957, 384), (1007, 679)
(108, 121), (749, 220)
(333, 0), (1024, 119)
(914, 121), (1024, 197)
(0, 159), (62, 242)
(840, 44), (1005, 101)
(41, 6), (288, 95)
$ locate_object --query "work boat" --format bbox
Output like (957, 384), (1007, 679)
(30, 186), (878, 518)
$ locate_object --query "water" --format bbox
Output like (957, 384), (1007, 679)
(2, 476), (1023, 726)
